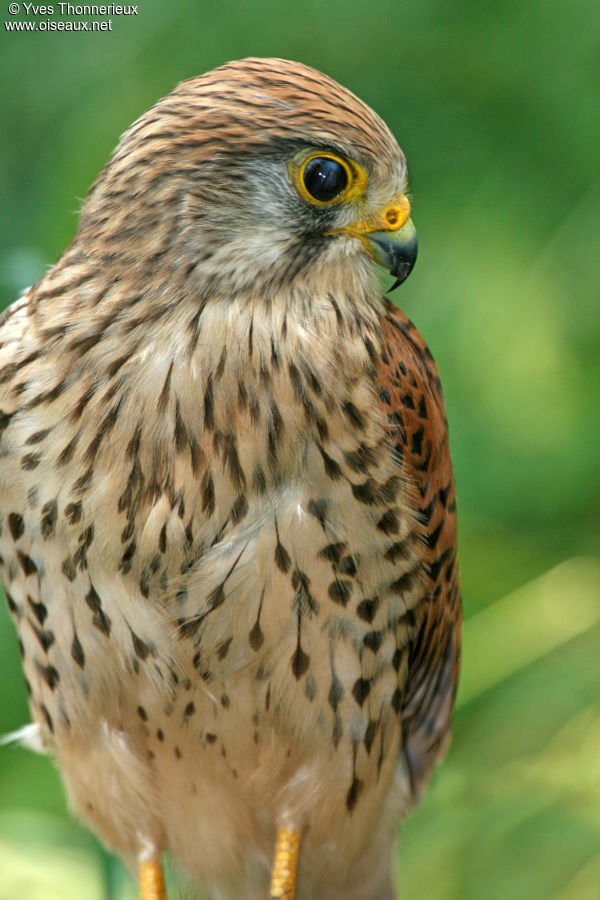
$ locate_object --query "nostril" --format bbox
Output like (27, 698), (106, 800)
(385, 208), (399, 226)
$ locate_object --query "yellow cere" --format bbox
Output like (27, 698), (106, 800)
(349, 193), (411, 235)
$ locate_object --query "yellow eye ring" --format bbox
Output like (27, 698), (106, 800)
(291, 152), (368, 206)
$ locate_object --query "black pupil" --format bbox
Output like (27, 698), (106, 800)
(303, 157), (348, 202)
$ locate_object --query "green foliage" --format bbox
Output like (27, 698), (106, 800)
(0, 0), (598, 896)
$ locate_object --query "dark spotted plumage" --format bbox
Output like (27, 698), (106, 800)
(376, 300), (461, 796)
(0, 57), (460, 900)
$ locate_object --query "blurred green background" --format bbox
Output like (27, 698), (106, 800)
(1, 0), (599, 897)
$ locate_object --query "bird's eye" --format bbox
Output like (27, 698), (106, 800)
(292, 152), (366, 206)
(302, 157), (348, 202)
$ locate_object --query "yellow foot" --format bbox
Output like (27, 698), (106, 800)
(139, 857), (166, 900)
(269, 827), (300, 899)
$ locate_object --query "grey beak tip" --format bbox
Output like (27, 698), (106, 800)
(369, 225), (418, 292)
(386, 234), (418, 292)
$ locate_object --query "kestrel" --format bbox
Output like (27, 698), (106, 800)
(0, 58), (461, 899)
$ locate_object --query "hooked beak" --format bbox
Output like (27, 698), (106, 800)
(364, 217), (418, 291)
(333, 193), (418, 291)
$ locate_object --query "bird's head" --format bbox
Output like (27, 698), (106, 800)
(79, 58), (417, 301)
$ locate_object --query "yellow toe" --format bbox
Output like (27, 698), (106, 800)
(269, 827), (300, 899)
(139, 858), (166, 900)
